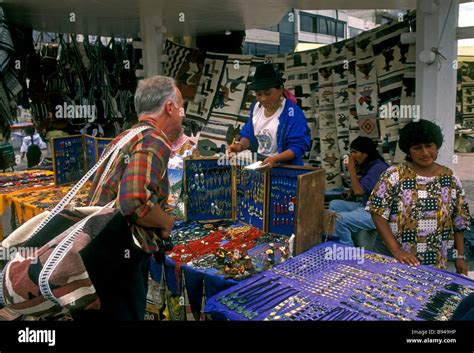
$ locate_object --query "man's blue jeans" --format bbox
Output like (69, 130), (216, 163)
(328, 200), (376, 246)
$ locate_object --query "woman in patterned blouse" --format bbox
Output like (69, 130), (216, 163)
(366, 120), (471, 273)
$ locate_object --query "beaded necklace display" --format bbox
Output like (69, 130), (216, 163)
(168, 225), (265, 266)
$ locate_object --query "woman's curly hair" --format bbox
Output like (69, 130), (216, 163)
(398, 119), (444, 161)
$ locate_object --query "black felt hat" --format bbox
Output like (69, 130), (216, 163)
(248, 64), (286, 91)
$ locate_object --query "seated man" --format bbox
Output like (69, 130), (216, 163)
(328, 137), (388, 247)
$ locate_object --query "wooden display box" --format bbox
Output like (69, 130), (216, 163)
(183, 157), (325, 255)
(277, 166), (325, 255)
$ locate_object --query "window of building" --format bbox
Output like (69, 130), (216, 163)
(299, 12), (345, 38)
(348, 27), (363, 38)
(336, 22), (345, 38)
(300, 13), (314, 33)
(244, 42), (280, 56)
(280, 33), (295, 52)
(318, 17), (328, 34)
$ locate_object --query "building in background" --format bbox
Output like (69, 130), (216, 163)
(244, 9), (405, 55)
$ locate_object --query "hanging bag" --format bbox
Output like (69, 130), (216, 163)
(0, 125), (150, 318)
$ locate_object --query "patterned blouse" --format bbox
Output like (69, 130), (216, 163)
(366, 163), (471, 269)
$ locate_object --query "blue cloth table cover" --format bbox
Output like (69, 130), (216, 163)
(205, 242), (474, 321)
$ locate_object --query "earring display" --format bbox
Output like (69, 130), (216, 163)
(184, 158), (233, 221)
(96, 138), (113, 158)
(182, 157), (324, 256)
(52, 135), (112, 186)
(52, 135), (85, 185)
(235, 166), (266, 230)
(206, 242), (474, 321)
(268, 167), (318, 236)
(84, 135), (97, 172)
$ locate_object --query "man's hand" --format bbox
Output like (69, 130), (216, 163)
(455, 258), (468, 275)
(393, 249), (420, 266)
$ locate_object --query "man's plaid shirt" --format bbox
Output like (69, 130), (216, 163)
(88, 117), (172, 253)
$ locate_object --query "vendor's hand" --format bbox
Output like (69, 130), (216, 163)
(227, 143), (243, 153)
(393, 249), (420, 266)
(261, 156), (278, 170)
(455, 258), (468, 275)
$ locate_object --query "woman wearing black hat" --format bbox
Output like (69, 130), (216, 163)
(328, 136), (389, 247)
(228, 64), (310, 168)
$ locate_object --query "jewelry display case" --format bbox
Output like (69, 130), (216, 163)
(183, 156), (326, 255)
(51, 134), (114, 186)
(183, 157), (234, 222)
(51, 135), (85, 185)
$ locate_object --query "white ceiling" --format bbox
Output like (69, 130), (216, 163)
(0, 0), (416, 37)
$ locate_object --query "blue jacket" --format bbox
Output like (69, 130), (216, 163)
(240, 100), (311, 166)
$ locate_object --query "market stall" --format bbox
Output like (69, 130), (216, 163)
(4, 182), (92, 232)
(0, 170), (55, 239)
(149, 156), (325, 320)
(205, 242), (474, 321)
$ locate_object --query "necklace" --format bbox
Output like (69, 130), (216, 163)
(408, 162), (441, 177)
(264, 97), (284, 117)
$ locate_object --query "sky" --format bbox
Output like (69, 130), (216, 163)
(459, 2), (474, 46)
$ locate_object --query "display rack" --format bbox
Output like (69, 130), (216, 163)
(83, 135), (97, 172)
(183, 157), (234, 222)
(96, 137), (113, 158)
(51, 134), (114, 186)
(51, 135), (85, 185)
(235, 166), (267, 231)
(183, 157), (326, 255)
